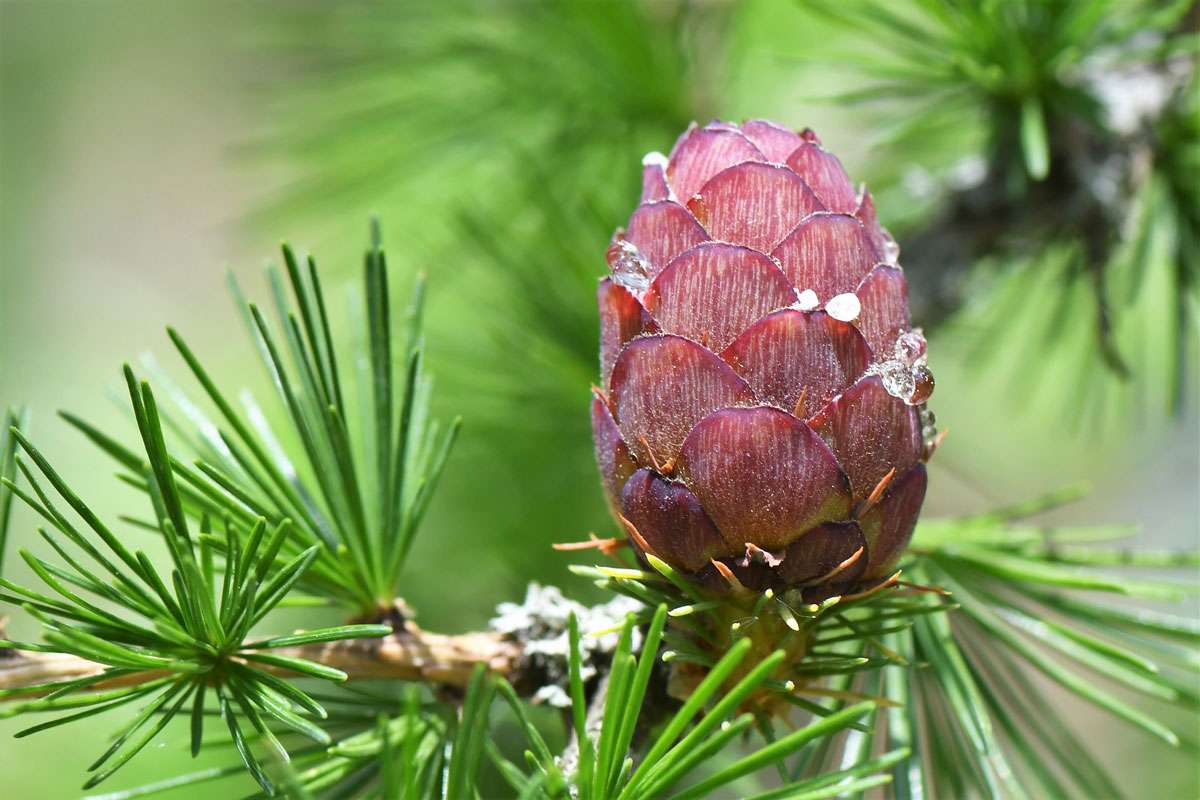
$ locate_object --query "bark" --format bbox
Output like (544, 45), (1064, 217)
(0, 621), (521, 698)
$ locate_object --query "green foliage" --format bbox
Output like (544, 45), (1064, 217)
(257, 0), (705, 227)
(887, 487), (1200, 797)
(804, 0), (1200, 427)
(0, 408), (25, 575)
(511, 607), (890, 800)
(0, 377), (390, 793)
(4, 221), (931, 797)
(807, 0), (1192, 177)
(64, 223), (458, 616)
(0, 226), (455, 794)
(470, 608), (891, 800)
(1, 220), (1194, 798)
(0, 0), (1196, 792)
(558, 489), (1195, 800)
(85, 608), (898, 800)
(567, 557), (952, 690)
(939, 192), (1189, 434)
(79, 685), (451, 799)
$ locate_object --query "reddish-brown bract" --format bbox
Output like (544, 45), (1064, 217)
(593, 120), (934, 594)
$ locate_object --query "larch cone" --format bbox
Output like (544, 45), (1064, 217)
(592, 120), (938, 604)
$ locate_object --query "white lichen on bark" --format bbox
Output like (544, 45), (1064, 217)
(490, 583), (642, 707)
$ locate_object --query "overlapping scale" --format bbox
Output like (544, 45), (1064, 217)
(593, 119), (932, 594)
(590, 395), (636, 515)
(621, 201), (708, 279)
(721, 309), (871, 419)
(645, 243), (797, 353)
(620, 468), (729, 572)
(785, 140), (859, 213)
(807, 375), (922, 504)
(771, 214), (881, 300)
(609, 335), (754, 467)
(666, 125), (766, 202)
(858, 464), (927, 578)
(740, 119), (805, 163)
(778, 521), (868, 586)
(688, 162), (825, 252)
(854, 265), (910, 358)
(598, 278), (657, 385)
(677, 406), (852, 551)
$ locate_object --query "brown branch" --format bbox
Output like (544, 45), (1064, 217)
(0, 621), (521, 699)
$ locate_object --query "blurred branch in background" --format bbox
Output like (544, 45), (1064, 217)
(801, 0), (1199, 429)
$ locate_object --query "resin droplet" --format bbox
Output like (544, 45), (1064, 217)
(894, 330), (927, 366)
(910, 365), (935, 405)
(793, 289), (819, 311)
(606, 240), (651, 296)
(921, 425), (939, 459)
(825, 292), (861, 322)
(875, 360), (915, 400)
(871, 359), (935, 406)
(642, 151), (669, 168)
(920, 404), (940, 457)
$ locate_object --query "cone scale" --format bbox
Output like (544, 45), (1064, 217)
(593, 120), (937, 601)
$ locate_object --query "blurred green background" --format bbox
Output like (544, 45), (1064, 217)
(1, 1), (1196, 797)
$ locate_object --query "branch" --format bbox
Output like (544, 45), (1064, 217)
(1, 585), (642, 706)
(0, 620), (521, 698)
